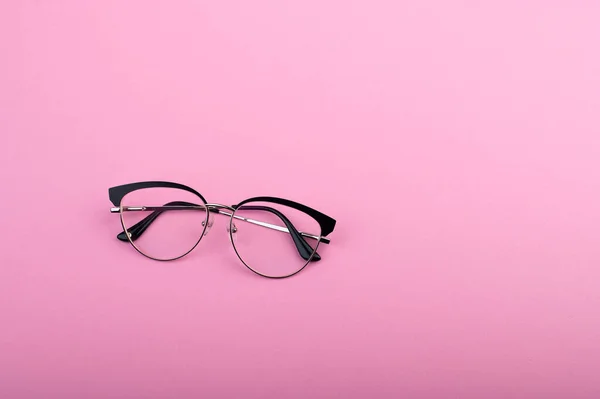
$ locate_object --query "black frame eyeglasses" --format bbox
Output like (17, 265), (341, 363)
(108, 181), (337, 278)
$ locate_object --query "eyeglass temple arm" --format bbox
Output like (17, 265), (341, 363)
(115, 201), (325, 261)
(116, 201), (197, 242)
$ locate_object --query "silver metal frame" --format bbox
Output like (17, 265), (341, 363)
(112, 201), (328, 277)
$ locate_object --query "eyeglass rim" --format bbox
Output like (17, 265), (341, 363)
(229, 202), (323, 279)
(118, 190), (210, 262)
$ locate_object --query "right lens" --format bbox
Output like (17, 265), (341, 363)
(230, 201), (322, 278)
(119, 187), (208, 260)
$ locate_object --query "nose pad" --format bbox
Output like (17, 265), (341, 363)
(202, 213), (214, 236)
(227, 222), (238, 243)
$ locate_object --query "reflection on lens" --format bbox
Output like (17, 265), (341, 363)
(231, 201), (322, 277)
(120, 187), (208, 260)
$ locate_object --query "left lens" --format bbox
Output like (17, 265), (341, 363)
(230, 201), (322, 278)
(120, 187), (208, 260)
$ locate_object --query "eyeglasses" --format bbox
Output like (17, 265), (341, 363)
(108, 181), (337, 278)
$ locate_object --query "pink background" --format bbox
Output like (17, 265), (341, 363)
(1, 1), (599, 398)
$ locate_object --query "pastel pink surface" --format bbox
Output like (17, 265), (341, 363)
(1, 1), (599, 398)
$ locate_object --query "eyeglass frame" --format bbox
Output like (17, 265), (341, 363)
(108, 181), (337, 278)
